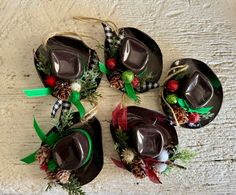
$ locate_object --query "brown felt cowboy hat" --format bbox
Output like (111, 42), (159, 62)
(24, 33), (102, 118)
(100, 23), (163, 102)
(21, 112), (103, 189)
(110, 105), (179, 182)
(161, 58), (223, 128)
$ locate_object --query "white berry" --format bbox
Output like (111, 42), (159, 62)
(158, 149), (169, 162)
(71, 82), (81, 92)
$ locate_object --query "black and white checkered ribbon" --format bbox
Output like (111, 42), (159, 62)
(51, 99), (71, 118)
(89, 50), (99, 68)
(137, 81), (159, 92)
(102, 23), (125, 45)
(102, 23), (114, 43)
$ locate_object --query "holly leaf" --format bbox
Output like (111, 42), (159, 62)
(146, 167), (162, 184)
(111, 157), (125, 169)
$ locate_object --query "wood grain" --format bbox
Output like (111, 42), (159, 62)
(0, 0), (235, 194)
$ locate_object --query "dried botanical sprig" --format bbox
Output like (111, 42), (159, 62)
(34, 51), (51, 75)
(115, 128), (129, 149)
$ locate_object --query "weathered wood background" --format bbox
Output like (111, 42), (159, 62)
(0, 0), (235, 194)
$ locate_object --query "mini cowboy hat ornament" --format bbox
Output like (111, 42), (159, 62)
(21, 110), (103, 194)
(161, 58), (223, 128)
(110, 104), (196, 183)
(24, 32), (102, 118)
(98, 22), (163, 102)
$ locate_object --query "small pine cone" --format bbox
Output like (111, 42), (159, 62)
(55, 170), (71, 184)
(46, 171), (57, 182)
(130, 159), (146, 179)
(173, 107), (188, 125)
(109, 72), (124, 90)
(53, 81), (72, 100)
(36, 146), (51, 165)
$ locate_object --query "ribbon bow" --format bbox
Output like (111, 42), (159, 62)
(23, 88), (85, 118)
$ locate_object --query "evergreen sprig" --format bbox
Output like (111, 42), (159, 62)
(61, 175), (85, 195)
(80, 66), (102, 104)
(35, 52), (51, 75)
(115, 128), (129, 149)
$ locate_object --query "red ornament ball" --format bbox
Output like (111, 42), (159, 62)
(106, 58), (116, 70)
(188, 113), (200, 123)
(166, 80), (179, 92)
(45, 75), (56, 87)
(40, 163), (48, 171)
(132, 77), (139, 88)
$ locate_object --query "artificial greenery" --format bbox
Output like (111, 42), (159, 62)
(170, 148), (197, 163)
(201, 112), (215, 120)
(97, 36), (118, 57)
(35, 52), (51, 75)
(61, 175), (85, 195)
(115, 128), (129, 150)
(80, 66), (102, 104)
(51, 109), (74, 134)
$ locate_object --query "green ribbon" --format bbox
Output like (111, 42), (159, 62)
(47, 159), (58, 172)
(72, 129), (93, 166)
(124, 83), (138, 102)
(69, 91), (85, 118)
(24, 87), (52, 97)
(177, 98), (213, 114)
(21, 151), (37, 164)
(99, 61), (110, 75)
(33, 117), (46, 142)
(21, 118), (60, 164)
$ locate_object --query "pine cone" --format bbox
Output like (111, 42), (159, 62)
(46, 171), (57, 182)
(36, 146), (51, 165)
(53, 81), (72, 100)
(109, 72), (124, 90)
(130, 159), (146, 179)
(55, 170), (71, 184)
(46, 170), (71, 184)
(173, 107), (188, 124)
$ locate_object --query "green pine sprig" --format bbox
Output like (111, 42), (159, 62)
(115, 128), (129, 150)
(35, 52), (51, 75)
(80, 66), (102, 104)
(61, 175), (85, 195)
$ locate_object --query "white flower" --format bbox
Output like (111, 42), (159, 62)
(71, 82), (81, 92)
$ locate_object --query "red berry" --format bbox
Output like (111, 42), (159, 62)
(106, 58), (116, 70)
(45, 75), (56, 87)
(166, 80), (179, 92)
(188, 113), (200, 123)
(131, 77), (139, 88)
(40, 164), (48, 171)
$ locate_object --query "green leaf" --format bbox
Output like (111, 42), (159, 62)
(170, 148), (197, 163)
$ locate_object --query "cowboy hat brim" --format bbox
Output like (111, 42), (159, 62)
(110, 106), (178, 153)
(162, 58), (223, 128)
(34, 35), (102, 99)
(47, 112), (103, 185)
(103, 25), (163, 93)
